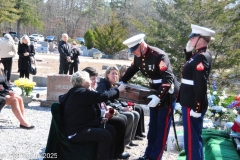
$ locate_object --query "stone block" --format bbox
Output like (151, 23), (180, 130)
(32, 76), (47, 87)
(93, 52), (102, 59)
(47, 75), (72, 101)
(10, 73), (19, 82)
(166, 132), (184, 151)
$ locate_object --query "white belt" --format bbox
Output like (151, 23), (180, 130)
(181, 78), (194, 85)
(149, 79), (162, 84)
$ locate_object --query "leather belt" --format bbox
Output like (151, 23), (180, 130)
(149, 79), (162, 84)
(181, 78), (194, 85)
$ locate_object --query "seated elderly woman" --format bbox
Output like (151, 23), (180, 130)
(0, 70), (34, 129)
(59, 71), (126, 160)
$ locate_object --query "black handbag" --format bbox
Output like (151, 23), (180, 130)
(28, 56), (37, 75)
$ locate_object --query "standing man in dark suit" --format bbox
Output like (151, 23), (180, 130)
(58, 33), (72, 74)
(120, 34), (179, 160)
(179, 24), (215, 160)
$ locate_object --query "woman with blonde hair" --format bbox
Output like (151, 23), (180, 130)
(96, 66), (140, 149)
(17, 35), (35, 79)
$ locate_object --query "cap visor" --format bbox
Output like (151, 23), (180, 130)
(188, 33), (200, 39)
(129, 44), (140, 53)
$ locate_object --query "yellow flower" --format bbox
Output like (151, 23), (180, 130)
(14, 78), (36, 96)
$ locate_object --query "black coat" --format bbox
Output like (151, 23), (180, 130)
(59, 86), (119, 135)
(58, 40), (72, 60)
(179, 47), (212, 113)
(17, 42), (35, 70)
(71, 48), (80, 63)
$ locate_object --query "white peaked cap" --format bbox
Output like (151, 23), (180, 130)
(123, 34), (145, 52)
(188, 24), (215, 38)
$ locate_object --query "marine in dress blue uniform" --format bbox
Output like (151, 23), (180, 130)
(179, 24), (215, 160)
(120, 34), (178, 160)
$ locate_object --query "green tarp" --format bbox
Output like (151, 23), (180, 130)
(178, 130), (240, 160)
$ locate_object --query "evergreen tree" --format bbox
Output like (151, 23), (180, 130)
(84, 29), (95, 49)
(93, 11), (127, 55)
(0, 0), (19, 24)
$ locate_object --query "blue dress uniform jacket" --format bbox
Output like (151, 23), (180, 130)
(120, 46), (175, 107)
(120, 46), (177, 160)
(179, 47), (212, 113)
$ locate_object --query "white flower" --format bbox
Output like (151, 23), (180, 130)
(222, 108), (227, 112)
(233, 110), (238, 114)
(213, 91), (217, 95)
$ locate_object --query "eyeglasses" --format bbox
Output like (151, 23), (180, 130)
(72, 44), (76, 45)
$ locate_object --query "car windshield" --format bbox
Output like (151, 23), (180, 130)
(32, 34), (38, 37)
(77, 38), (84, 40)
(46, 36), (54, 38)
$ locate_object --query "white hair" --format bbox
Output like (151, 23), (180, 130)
(20, 35), (30, 45)
(62, 33), (68, 38)
(70, 71), (90, 87)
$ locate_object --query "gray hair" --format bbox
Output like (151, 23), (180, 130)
(20, 35), (30, 45)
(62, 33), (68, 38)
(71, 71), (90, 87)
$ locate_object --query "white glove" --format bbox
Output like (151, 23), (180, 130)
(147, 95), (160, 107)
(190, 109), (201, 118)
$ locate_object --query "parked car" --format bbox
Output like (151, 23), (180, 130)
(45, 36), (57, 42)
(76, 37), (85, 45)
(29, 34), (44, 42)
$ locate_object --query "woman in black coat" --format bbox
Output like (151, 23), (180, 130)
(59, 71), (126, 160)
(69, 41), (80, 75)
(83, 67), (130, 159)
(18, 35), (35, 79)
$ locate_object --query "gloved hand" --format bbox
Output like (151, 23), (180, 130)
(190, 109), (201, 118)
(147, 95), (160, 107)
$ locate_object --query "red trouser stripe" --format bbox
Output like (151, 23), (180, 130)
(157, 106), (172, 160)
(187, 108), (192, 160)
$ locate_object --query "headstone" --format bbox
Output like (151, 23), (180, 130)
(119, 50), (129, 60)
(41, 42), (49, 47)
(93, 52), (102, 59)
(49, 42), (55, 52)
(40, 75), (72, 107)
(36, 46), (49, 53)
(80, 46), (88, 56)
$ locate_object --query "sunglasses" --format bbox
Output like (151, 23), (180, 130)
(72, 44), (76, 45)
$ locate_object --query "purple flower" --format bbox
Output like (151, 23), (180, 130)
(226, 101), (238, 108)
(212, 81), (217, 91)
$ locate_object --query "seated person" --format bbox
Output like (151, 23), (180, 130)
(83, 67), (130, 159)
(0, 72), (34, 129)
(96, 66), (140, 148)
(59, 71), (126, 160)
(119, 65), (146, 139)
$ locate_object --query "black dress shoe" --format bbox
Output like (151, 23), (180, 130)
(139, 133), (146, 138)
(134, 136), (143, 140)
(116, 152), (130, 159)
(20, 124), (35, 130)
(129, 142), (138, 146)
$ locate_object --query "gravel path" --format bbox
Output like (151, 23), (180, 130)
(0, 100), (180, 160)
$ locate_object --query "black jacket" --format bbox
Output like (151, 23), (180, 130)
(96, 78), (124, 111)
(58, 40), (72, 60)
(17, 42), (35, 70)
(71, 48), (80, 63)
(59, 86), (119, 135)
(179, 47), (212, 113)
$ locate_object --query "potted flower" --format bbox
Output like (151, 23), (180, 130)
(14, 78), (36, 106)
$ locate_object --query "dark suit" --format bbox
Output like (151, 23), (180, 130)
(58, 40), (71, 74)
(179, 47), (212, 160)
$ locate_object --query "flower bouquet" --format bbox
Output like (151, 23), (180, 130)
(14, 78), (36, 96)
